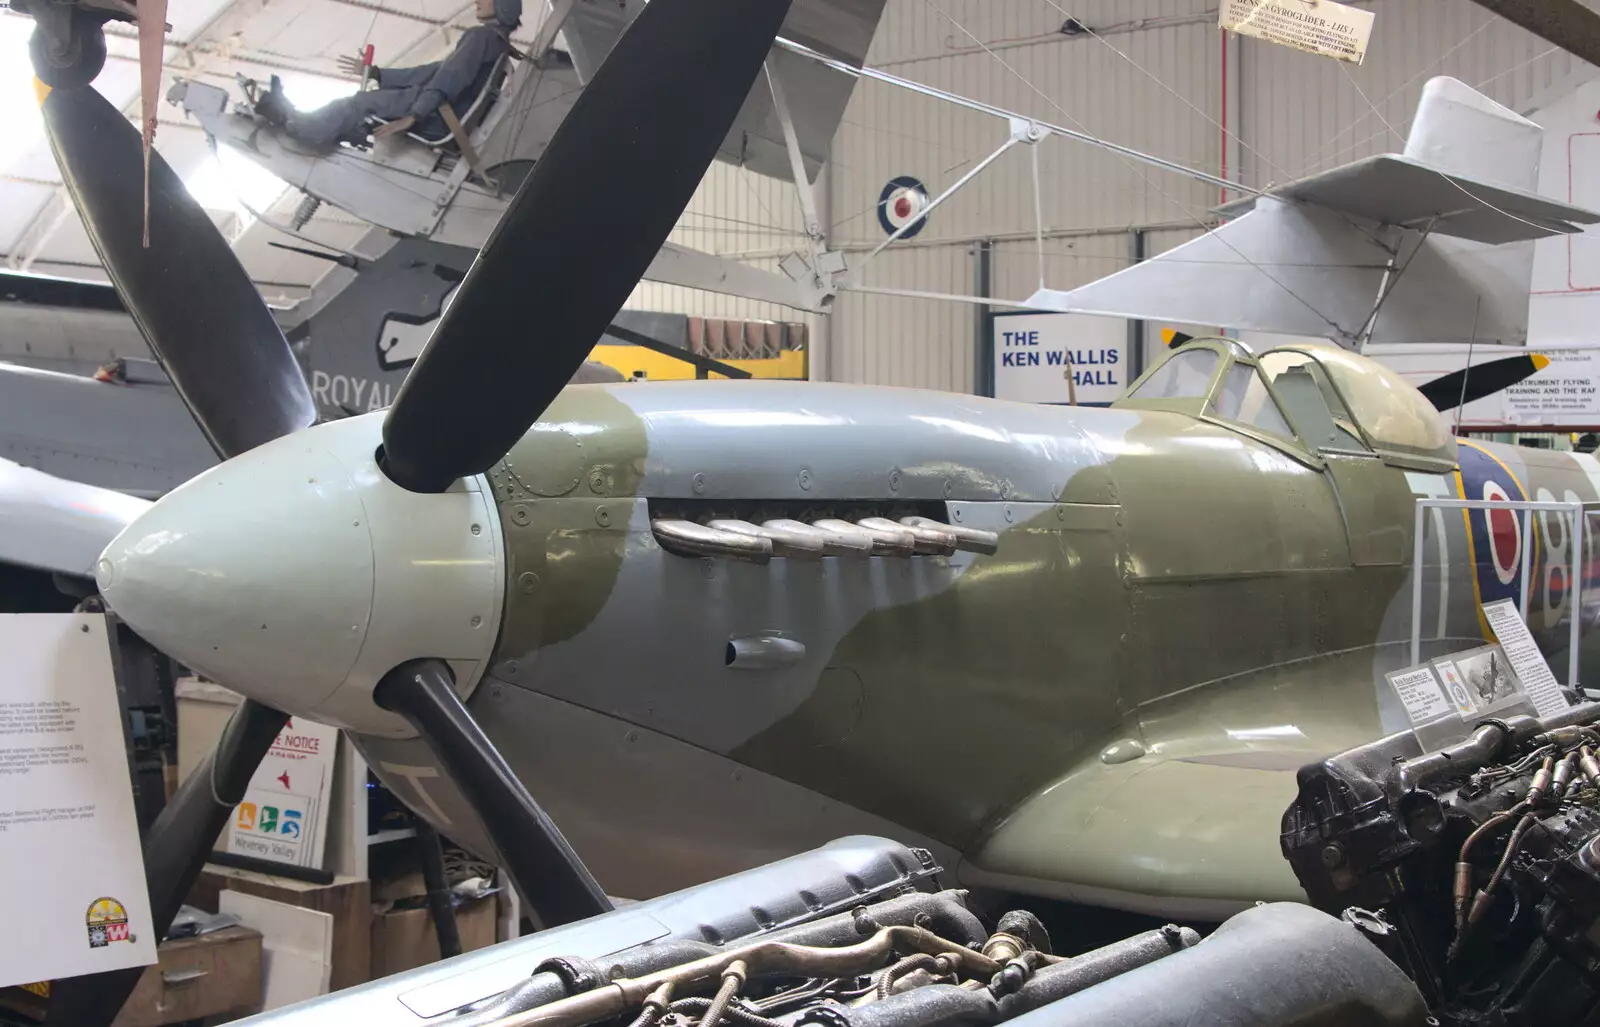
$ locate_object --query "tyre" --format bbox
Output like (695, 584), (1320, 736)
(29, 11), (108, 89)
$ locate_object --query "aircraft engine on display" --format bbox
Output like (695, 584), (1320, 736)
(1285, 701), (1600, 1026)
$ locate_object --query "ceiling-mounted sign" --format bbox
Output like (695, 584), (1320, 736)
(1220, 0), (1374, 65)
(992, 312), (1129, 405)
(878, 176), (930, 239)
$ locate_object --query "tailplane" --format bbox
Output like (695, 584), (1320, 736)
(1026, 76), (1600, 349)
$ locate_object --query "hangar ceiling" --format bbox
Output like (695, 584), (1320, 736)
(0, 0), (546, 302)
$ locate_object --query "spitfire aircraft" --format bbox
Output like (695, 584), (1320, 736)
(28, 0), (1600, 1023)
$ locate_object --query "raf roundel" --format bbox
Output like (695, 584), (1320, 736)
(878, 176), (931, 239)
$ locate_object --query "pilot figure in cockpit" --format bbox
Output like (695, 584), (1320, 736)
(253, 0), (521, 150)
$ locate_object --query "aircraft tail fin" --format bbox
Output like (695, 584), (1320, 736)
(1403, 75), (1542, 192)
(1026, 76), (1600, 348)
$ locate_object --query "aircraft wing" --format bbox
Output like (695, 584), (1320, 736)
(960, 748), (1313, 921)
(1214, 154), (1600, 245)
(561, 0), (886, 182)
(960, 647), (1404, 920)
(0, 456), (150, 578)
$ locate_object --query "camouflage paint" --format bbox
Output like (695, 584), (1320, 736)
(369, 343), (1600, 916)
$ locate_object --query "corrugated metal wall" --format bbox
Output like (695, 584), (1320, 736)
(637, 0), (1595, 393)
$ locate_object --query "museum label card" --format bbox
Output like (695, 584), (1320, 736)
(1220, 0), (1374, 64)
(1432, 660), (1479, 716)
(1386, 666), (1453, 727)
(1482, 599), (1572, 718)
(0, 614), (157, 987)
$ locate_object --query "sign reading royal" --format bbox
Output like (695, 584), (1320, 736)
(992, 312), (1130, 406)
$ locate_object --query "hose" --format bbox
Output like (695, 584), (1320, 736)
(668, 997), (788, 1027)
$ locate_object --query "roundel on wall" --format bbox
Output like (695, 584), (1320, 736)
(878, 176), (931, 239)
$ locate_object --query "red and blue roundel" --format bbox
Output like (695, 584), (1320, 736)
(878, 176), (930, 239)
(1456, 441), (1537, 613)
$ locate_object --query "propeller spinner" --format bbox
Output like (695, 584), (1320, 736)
(41, 0), (796, 1020)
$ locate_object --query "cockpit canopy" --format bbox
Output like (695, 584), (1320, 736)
(1114, 337), (1458, 472)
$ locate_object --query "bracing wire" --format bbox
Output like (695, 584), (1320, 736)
(920, 0), (1347, 337)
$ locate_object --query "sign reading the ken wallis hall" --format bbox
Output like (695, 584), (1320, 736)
(992, 312), (1129, 406)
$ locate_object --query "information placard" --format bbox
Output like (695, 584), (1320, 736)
(0, 614), (157, 987)
(1482, 599), (1573, 718)
(1386, 666), (1453, 726)
(1220, 0), (1374, 64)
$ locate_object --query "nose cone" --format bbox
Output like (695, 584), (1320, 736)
(98, 430), (376, 718)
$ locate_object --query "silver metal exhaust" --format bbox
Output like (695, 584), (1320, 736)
(820, 518), (914, 557)
(710, 518), (826, 559)
(900, 516), (999, 555)
(651, 520), (773, 562)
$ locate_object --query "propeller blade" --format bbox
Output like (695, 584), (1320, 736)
(40, 82), (316, 460)
(1418, 353), (1550, 411)
(1162, 328), (1194, 349)
(374, 660), (613, 926)
(380, 0), (794, 493)
(43, 700), (288, 1027)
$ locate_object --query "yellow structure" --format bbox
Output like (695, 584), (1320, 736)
(587, 345), (808, 381)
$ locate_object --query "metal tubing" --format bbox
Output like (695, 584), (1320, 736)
(489, 927), (1002, 1027)
(373, 659), (613, 928)
(1410, 498), (1591, 677)
(1571, 506), (1583, 689)
(1411, 499), (1425, 667)
(773, 38), (1251, 197)
(1521, 507), (1533, 621)
(857, 138), (1021, 271)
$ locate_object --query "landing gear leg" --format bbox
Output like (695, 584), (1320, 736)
(29, 7), (109, 89)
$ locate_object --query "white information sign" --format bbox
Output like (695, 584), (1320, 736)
(1482, 599), (1573, 718)
(993, 313), (1130, 405)
(1386, 666), (1454, 727)
(0, 614), (157, 987)
(1367, 344), (1600, 430)
(221, 716), (339, 870)
(1220, 0), (1374, 64)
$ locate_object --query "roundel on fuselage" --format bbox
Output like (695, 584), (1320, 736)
(1482, 480), (1521, 585)
(1456, 440), (1535, 614)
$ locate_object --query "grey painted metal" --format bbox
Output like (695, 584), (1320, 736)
(227, 836), (932, 1025)
(0, 456), (150, 578)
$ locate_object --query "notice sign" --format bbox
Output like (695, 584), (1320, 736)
(993, 312), (1129, 405)
(221, 716), (339, 870)
(1220, 0), (1374, 65)
(0, 614), (157, 987)
(1482, 599), (1574, 718)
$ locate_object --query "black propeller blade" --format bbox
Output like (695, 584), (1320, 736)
(1163, 328), (1194, 349)
(1418, 353), (1550, 411)
(39, 79), (312, 1026)
(40, 82), (316, 459)
(381, 0), (795, 493)
(374, 661), (612, 926)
